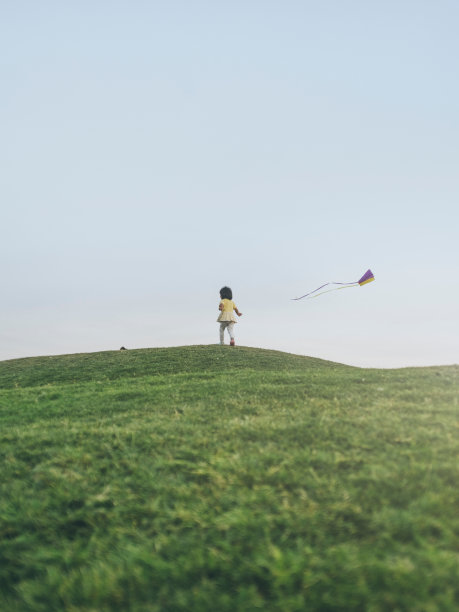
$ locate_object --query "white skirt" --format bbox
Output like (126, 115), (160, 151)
(217, 312), (237, 323)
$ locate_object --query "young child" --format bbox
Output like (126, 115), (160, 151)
(217, 286), (242, 346)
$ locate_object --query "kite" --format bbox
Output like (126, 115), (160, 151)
(292, 269), (375, 300)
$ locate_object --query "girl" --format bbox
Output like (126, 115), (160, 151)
(217, 286), (242, 346)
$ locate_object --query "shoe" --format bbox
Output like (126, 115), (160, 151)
(230, 339), (235, 346)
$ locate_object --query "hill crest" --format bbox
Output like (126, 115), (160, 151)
(0, 345), (353, 389)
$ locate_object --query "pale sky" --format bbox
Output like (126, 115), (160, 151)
(2, 1), (458, 367)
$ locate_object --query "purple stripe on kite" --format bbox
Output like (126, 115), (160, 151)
(358, 269), (374, 284)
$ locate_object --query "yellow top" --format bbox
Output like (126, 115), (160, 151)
(217, 299), (238, 323)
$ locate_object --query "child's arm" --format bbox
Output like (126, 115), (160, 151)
(218, 302), (224, 311)
(235, 307), (242, 317)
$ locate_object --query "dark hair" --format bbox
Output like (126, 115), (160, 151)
(220, 286), (232, 300)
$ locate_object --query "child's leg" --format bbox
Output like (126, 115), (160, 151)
(219, 323), (227, 344)
(227, 323), (235, 340)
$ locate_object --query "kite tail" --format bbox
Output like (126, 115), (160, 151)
(292, 281), (359, 301)
(301, 284), (360, 299)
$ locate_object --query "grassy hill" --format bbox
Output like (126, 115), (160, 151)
(1, 345), (458, 611)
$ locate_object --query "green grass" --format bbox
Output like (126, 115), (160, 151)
(1, 345), (458, 611)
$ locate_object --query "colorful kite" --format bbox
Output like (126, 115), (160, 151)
(292, 269), (375, 300)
